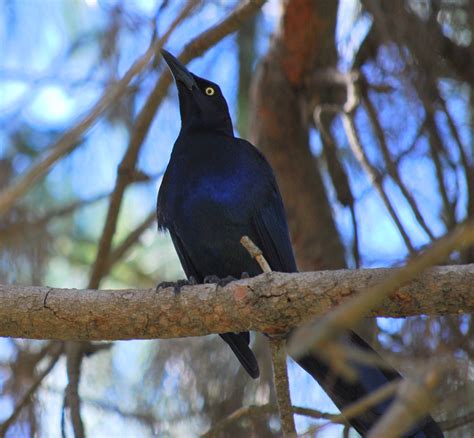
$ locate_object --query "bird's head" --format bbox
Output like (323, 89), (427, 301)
(161, 49), (233, 136)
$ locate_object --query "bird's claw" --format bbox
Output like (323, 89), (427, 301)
(156, 276), (197, 294)
(203, 275), (236, 287)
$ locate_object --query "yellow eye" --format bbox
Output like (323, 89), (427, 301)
(205, 87), (215, 96)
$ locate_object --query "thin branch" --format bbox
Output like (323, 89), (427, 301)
(342, 110), (416, 254)
(269, 338), (296, 436)
(328, 380), (398, 427)
(240, 235), (272, 273)
(367, 366), (441, 438)
(64, 343), (85, 438)
(105, 211), (156, 274)
(439, 409), (474, 432)
(202, 381), (400, 437)
(315, 115), (360, 267)
(437, 92), (474, 225)
(361, 92), (435, 240)
(288, 221), (474, 358)
(44, 387), (156, 431)
(393, 117), (426, 167)
(201, 404), (341, 438)
(0, 1), (190, 216)
(302, 380), (398, 435)
(0, 343), (63, 436)
(0, 192), (109, 239)
(201, 405), (273, 438)
(292, 406), (341, 422)
(425, 110), (456, 229)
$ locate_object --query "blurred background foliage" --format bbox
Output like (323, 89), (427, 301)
(0, 0), (473, 436)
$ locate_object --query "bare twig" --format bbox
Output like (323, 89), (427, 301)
(288, 221), (474, 358)
(0, 192), (109, 239)
(314, 116), (360, 267)
(342, 110), (415, 254)
(367, 366), (441, 437)
(361, 93), (435, 240)
(240, 235), (271, 273)
(437, 93), (474, 240)
(439, 410), (474, 432)
(201, 404), (340, 438)
(0, 2), (192, 217)
(425, 110), (456, 229)
(292, 406), (341, 421)
(200, 405), (274, 438)
(269, 338), (296, 436)
(393, 117), (426, 167)
(105, 211), (156, 274)
(64, 342), (86, 438)
(0, 343), (63, 436)
(304, 380), (398, 436)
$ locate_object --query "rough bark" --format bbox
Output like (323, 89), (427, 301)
(250, 0), (345, 270)
(1, 265), (472, 341)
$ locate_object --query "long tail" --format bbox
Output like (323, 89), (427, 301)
(293, 331), (444, 436)
(220, 332), (260, 379)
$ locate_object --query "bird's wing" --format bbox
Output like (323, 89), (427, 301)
(235, 138), (297, 273)
(252, 187), (298, 273)
(168, 227), (202, 281)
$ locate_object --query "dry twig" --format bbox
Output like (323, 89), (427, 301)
(0, 2), (193, 217)
(342, 110), (415, 253)
(303, 380), (398, 436)
(367, 366), (441, 437)
(361, 93), (435, 240)
(0, 343), (63, 437)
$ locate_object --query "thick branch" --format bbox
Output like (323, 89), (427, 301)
(0, 265), (472, 341)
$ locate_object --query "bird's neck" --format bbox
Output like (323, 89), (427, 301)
(180, 121), (234, 138)
(173, 128), (234, 156)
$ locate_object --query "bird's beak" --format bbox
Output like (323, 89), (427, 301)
(161, 49), (197, 90)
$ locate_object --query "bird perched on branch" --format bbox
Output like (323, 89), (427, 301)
(157, 49), (443, 437)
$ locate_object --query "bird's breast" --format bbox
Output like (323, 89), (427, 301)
(167, 160), (259, 227)
(190, 172), (243, 205)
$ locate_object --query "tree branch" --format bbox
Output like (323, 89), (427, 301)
(0, 343), (63, 436)
(269, 338), (296, 436)
(288, 222), (474, 358)
(342, 110), (415, 254)
(367, 366), (441, 438)
(0, 2), (190, 217)
(201, 404), (340, 438)
(0, 264), (473, 341)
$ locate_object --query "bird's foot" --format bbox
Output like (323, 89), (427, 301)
(156, 276), (197, 294)
(203, 275), (236, 287)
(240, 272), (250, 279)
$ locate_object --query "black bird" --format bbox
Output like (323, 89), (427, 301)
(157, 50), (443, 437)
